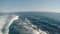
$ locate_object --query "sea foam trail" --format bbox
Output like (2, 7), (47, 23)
(9, 18), (48, 34)
(0, 14), (19, 34)
(0, 15), (8, 34)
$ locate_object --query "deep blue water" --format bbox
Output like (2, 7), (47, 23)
(9, 12), (60, 34)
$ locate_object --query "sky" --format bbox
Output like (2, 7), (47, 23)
(0, 0), (60, 13)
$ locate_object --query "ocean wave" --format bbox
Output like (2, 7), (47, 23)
(0, 12), (60, 34)
(0, 14), (19, 34)
(9, 18), (48, 34)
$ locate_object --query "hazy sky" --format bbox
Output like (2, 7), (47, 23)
(0, 0), (60, 13)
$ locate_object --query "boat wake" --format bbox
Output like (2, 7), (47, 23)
(9, 18), (48, 34)
(0, 12), (60, 34)
(0, 14), (19, 34)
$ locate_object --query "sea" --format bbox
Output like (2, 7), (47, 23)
(0, 12), (60, 34)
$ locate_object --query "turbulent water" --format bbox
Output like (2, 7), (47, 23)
(0, 12), (60, 34)
(0, 14), (19, 34)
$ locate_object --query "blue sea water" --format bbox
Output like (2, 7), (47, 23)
(0, 12), (60, 34)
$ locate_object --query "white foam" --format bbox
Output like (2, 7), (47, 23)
(0, 14), (19, 34)
(16, 18), (47, 34)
